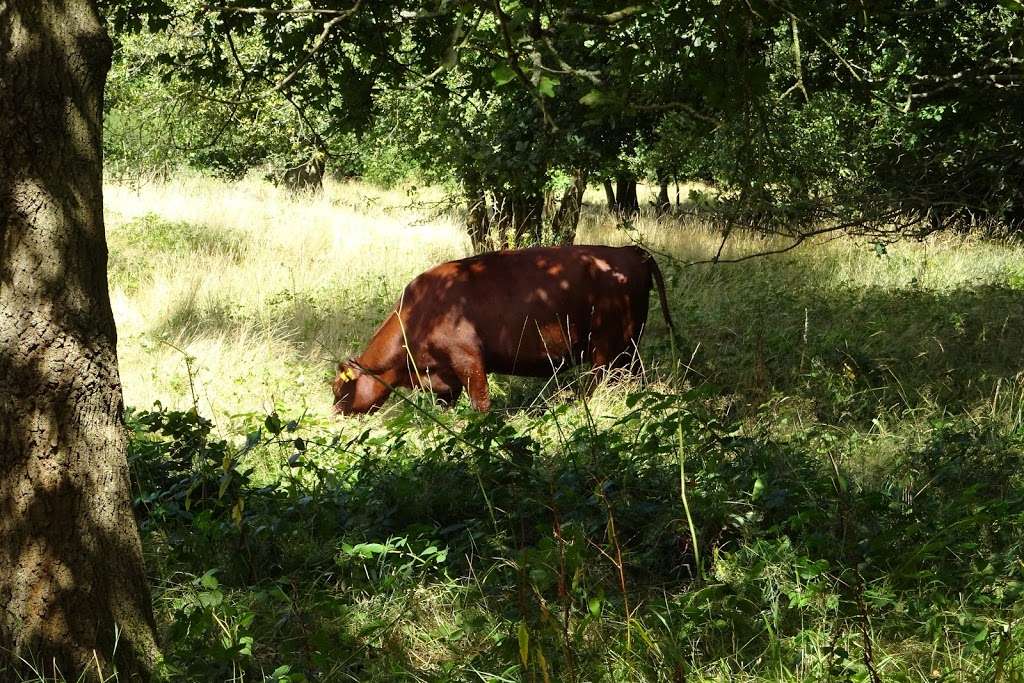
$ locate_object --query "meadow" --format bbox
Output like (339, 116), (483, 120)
(103, 174), (1024, 681)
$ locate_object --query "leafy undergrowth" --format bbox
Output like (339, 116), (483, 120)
(127, 389), (1024, 682)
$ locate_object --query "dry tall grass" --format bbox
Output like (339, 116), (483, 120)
(105, 173), (1024, 429)
(106, 174), (467, 425)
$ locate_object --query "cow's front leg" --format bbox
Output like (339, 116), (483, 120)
(450, 348), (490, 412)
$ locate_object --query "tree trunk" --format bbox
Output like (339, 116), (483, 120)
(0, 2), (158, 679)
(551, 169), (589, 244)
(282, 151), (326, 194)
(655, 169), (671, 216)
(603, 179), (616, 212)
(464, 173), (490, 251)
(493, 192), (544, 247)
(615, 174), (640, 217)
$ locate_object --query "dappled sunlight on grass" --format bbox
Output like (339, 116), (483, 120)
(106, 174), (1024, 428)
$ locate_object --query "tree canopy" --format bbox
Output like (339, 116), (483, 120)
(101, 0), (1024, 243)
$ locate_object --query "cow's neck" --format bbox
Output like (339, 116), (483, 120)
(358, 311), (407, 375)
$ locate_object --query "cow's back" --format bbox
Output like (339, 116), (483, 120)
(398, 246), (653, 376)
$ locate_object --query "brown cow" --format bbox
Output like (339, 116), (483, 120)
(332, 245), (675, 414)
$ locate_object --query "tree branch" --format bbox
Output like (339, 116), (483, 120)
(629, 101), (721, 126)
(492, 0), (554, 129)
(272, 2), (362, 95)
(564, 5), (646, 26)
(211, 5), (358, 16)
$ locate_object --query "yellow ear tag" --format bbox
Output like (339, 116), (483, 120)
(340, 367), (358, 382)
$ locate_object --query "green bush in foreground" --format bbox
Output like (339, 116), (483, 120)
(124, 388), (1024, 682)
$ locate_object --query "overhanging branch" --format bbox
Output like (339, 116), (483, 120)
(564, 5), (646, 26)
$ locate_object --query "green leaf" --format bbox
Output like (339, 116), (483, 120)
(351, 542), (389, 558)
(491, 64), (517, 86)
(199, 570), (219, 589)
(265, 412), (282, 434)
(197, 589), (223, 608)
(579, 89), (606, 106)
(752, 476), (766, 500)
(798, 559), (830, 579)
(537, 75), (559, 98)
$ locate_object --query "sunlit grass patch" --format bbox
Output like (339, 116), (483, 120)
(106, 173), (469, 421)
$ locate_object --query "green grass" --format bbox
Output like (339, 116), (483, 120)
(80, 173), (1024, 681)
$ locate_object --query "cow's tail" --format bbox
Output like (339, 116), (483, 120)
(645, 250), (676, 337)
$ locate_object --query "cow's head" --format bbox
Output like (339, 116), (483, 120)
(331, 359), (363, 414)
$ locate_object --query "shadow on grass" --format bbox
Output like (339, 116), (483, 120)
(678, 277), (1024, 417)
(132, 397), (1024, 680)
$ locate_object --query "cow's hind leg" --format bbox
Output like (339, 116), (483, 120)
(586, 339), (636, 395)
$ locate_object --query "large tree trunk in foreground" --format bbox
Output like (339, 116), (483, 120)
(0, 2), (158, 679)
(552, 169), (589, 244)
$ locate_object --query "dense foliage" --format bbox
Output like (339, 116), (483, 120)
(101, 0), (1024, 242)
(127, 391), (1024, 680)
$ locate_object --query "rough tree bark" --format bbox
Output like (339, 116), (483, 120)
(551, 169), (589, 244)
(655, 169), (671, 216)
(282, 139), (327, 194)
(0, 1), (159, 679)
(282, 154), (326, 194)
(493, 192), (544, 247)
